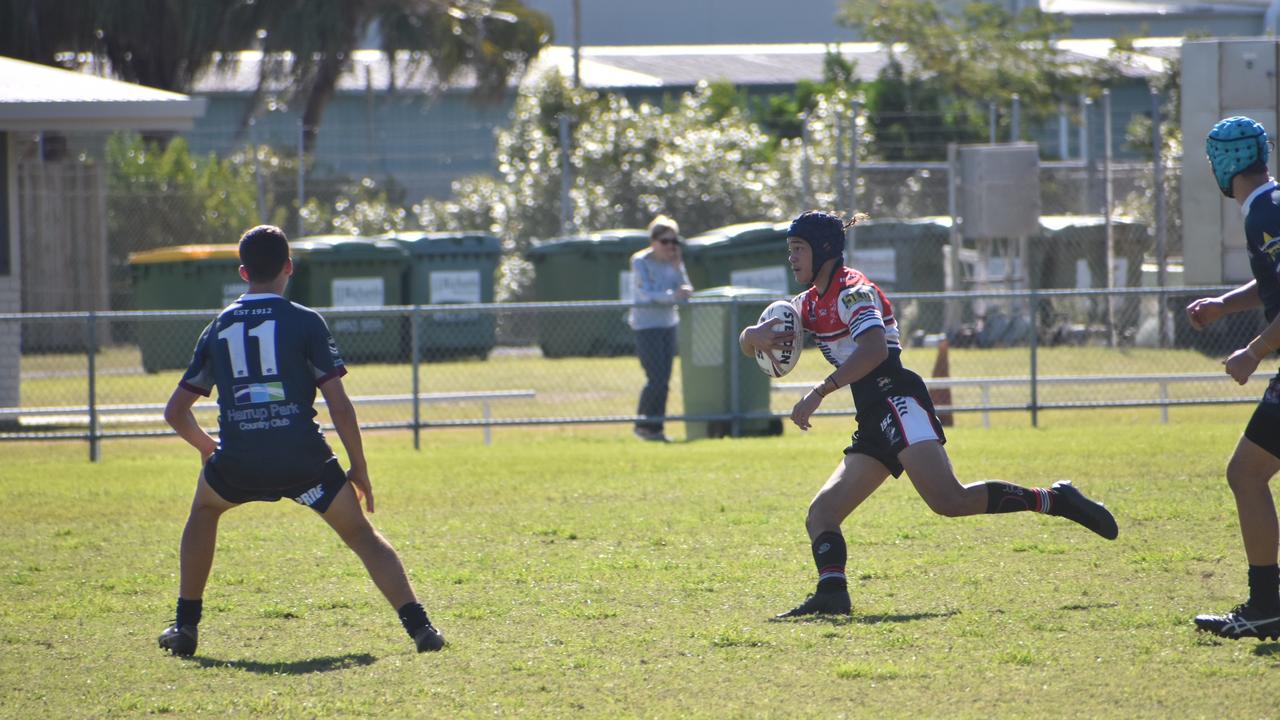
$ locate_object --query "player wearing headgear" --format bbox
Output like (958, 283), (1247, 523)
(739, 211), (1118, 618)
(157, 225), (446, 656)
(1186, 116), (1280, 640)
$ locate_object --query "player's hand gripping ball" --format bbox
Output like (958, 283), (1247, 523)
(754, 300), (803, 378)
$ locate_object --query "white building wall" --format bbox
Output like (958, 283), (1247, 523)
(1181, 39), (1280, 284)
(523, 0), (850, 46)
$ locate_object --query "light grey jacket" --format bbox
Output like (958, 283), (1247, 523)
(628, 247), (691, 330)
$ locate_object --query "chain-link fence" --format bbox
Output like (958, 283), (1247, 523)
(3, 286), (1269, 458)
(13, 93), (1180, 317)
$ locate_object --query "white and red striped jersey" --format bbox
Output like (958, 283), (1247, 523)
(793, 266), (900, 368)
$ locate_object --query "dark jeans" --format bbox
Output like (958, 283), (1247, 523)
(635, 326), (677, 433)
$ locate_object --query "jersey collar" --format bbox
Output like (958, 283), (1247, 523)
(1241, 179), (1279, 219)
(238, 293), (283, 302)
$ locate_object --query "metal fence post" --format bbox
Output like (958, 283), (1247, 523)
(945, 143), (962, 331)
(848, 100), (861, 253)
(87, 311), (99, 462)
(1103, 89), (1117, 347)
(410, 306), (421, 450)
(296, 120), (306, 239)
(559, 114), (573, 236)
(729, 295), (741, 437)
(1011, 93), (1021, 142)
(800, 112), (813, 209)
(1152, 87), (1168, 348)
(988, 102), (997, 144)
(1080, 94), (1093, 212)
(1058, 102), (1070, 160)
(1028, 289), (1039, 428)
(250, 119), (268, 225)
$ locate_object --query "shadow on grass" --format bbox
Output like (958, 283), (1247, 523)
(192, 653), (377, 675)
(1252, 643), (1280, 657)
(770, 610), (959, 627)
(1058, 602), (1119, 612)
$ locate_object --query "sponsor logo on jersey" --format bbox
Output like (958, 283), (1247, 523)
(1262, 233), (1280, 262)
(233, 381), (285, 405)
(842, 287), (875, 309)
(877, 376), (892, 392)
(879, 414), (900, 445)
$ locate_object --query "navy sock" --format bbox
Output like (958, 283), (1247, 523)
(175, 597), (202, 628)
(811, 531), (847, 592)
(1248, 565), (1280, 612)
(397, 601), (430, 637)
(984, 482), (1053, 514)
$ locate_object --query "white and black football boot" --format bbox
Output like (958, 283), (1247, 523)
(1194, 602), (1280, 640)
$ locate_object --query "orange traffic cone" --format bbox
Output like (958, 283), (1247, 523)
(929, 339), (954, 427)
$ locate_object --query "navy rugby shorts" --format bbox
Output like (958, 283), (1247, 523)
(1246, 373), (1280, 460)
(844, 370), (946, 477)
(204, 456), (348, 513)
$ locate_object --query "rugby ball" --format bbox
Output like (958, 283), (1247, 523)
(754, 300), (803, 378)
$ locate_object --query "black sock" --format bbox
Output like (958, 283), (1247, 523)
(398, 601), (430, 637)
(175, 597), (202, 628)
(983, 482), (1053, 514)
(812, 531), (847, 592)
(1248, 565), (1280, 612)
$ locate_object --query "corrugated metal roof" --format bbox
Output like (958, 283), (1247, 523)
(1042, 0), (1265, 14)
(0, 56), (205, 130)
(527, 39), (1176, 89)
(188, 50), (486, 95)
(91, 37), (1177, 100)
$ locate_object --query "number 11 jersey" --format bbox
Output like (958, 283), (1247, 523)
(180, 293), (348, 488)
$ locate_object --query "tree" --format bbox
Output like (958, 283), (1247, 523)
(0, 1), (552, 152)
(840, 0), (1082, 159)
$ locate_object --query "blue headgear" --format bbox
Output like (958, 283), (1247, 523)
(788, 211), (845, 283)
(1206, 116), (1269, 198)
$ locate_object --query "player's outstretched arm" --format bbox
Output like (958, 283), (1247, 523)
(790, 327), (888, 431)
(1225, 310), (1280, 384)
(163, 386), (217, 462)
(320, 377), (374, 513)
(1187, 280), (1260, 330)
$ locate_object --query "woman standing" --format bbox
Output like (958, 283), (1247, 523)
(629, 215), (693, 442)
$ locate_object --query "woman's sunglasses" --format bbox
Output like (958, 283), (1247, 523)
(655, 236), (679, 246)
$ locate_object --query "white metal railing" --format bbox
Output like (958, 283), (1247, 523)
(775, 371), (1270, 427)
(0, 390), (535, 446)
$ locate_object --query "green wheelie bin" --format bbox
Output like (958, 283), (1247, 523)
(129, 244), (247, 373)
(288, 236), (409, 363)
(526, 229), (650, 357)
(683, 222), (796, 295)
(392, 231), (501, 361)
(679, 286), (782, 439)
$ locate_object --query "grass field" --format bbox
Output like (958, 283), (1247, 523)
(1, 414), (1277, 719)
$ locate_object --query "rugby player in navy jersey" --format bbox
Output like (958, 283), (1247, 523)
(1185, 116), (1280, 641)
(739, 211), (1118, 618)
(157, 225), (445, 656)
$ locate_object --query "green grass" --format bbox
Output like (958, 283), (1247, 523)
(1, 416), (1277, 718)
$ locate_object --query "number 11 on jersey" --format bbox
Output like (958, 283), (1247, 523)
(217, 321), (278, 378)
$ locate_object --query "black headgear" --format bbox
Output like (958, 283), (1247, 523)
(788, 211), (845, 277)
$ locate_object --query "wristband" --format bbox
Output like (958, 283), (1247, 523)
(813, 374), (840, 398)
